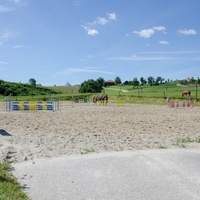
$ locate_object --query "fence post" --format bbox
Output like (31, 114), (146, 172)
(5, 93), (13, 112)
(196, 83), (198, 101)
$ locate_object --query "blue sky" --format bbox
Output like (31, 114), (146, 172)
(0, 0), (200, 86)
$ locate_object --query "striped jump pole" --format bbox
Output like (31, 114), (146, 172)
(11, 101), (58, 111)
(167, 97), (194, 108)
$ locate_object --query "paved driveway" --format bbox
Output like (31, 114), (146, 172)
(13, 149), (200, 200)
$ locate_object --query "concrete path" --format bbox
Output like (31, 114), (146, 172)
(12, 149), (200, 200)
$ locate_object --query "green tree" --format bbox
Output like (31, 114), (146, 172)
(133, 77), (139, 87)
(115, 76), (122, 85)
(189, 77), (196, 84)
(140, 77), (147, 85)
(147, 76), (155, 86)
(197, 77), (200, 84)
(66, 82), (71, 86)
(29, 78), (36, 86)
(79, 79), (102, 93)
(155, 76), (165, 85)
(0, 79), (4, 85)
(96, 77), (105, 87)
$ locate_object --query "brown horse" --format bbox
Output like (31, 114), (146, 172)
(93, 96), (100, 104)
(182, 90), (191, 97)
(93, 94), (108, 105)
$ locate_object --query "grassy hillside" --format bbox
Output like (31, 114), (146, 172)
(0, 81), (59, 96)
(46, 85), (79, 94)
(104, 82), (200, 99)
(0, 80), (199, 106)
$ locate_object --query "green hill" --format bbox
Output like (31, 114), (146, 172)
(0, 80), (199, 106)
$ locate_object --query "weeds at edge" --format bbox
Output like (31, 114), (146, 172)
(81, 148), (95, 154)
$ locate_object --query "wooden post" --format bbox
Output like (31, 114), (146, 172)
(196, 83), (198, 100)
(164, 91), (165, 99)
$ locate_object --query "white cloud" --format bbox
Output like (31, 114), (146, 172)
(82, 12), (116, 36)
(74, 0), (81, 7)
(0, 5), (14, 12)
(140, 51), (200, 54)
(0, 61), (10, 65)
(9, 0), (28, 6)
(191, 57), (200, 61)
(153, 26), (166, 31)
(89, 17), (109, 26)
(81, 55), (95, 61)
(12, 45), (25, 49)
(177, 29), (197, 35)
(107, 55), (173, 61)
(58, 67), (116, 75)
(159, 41), (169, 45)
(88, 55), (95, 58)
(107, 12), (116, 20)
(97, 17), (109, 25)
(9, 0), (20, 3)
(82, 26), (99, 36)
(134, 29), (155, 38)
(0, 29), (14, 45)
(133, 26), (166, 38)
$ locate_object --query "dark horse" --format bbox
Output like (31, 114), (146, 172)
(93, 94), (108, 105)
(182, 90), (191, 97)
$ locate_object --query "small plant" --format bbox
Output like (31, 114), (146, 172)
(0, 162), (30, 199)
(195, 138), (200, 143)
(173, 137), (196, 148)
(118, 146), (124, 151)
(180, 144), (186, 148)
(158, 145), (167, 149)
(81, 148), (95, 154)
(176, 137), (193, 143)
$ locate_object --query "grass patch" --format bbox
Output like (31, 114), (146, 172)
(176, 137), (193, 143)
(173, 136), (197, 148)
(158, 145), (167, 149)
(195, 137), (200, 143)
(81, 148), (95, 154)
(0, 162), (30, 200)
(173, 136), (200, 148)
(115, 146), (124, 151)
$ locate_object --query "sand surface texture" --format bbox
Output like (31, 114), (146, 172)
(1, 102), (200, 199)
(0, 101), (200, 163)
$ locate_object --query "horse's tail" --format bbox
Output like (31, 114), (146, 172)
(93, 96), (97, 103)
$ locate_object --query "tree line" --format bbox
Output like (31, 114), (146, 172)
(78, 76), (167, 93)
(78, 76), (200, 93)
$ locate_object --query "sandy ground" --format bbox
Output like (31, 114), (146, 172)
(0, 101), (200, 163)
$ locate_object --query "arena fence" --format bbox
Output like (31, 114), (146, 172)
(117, 100), (125, 106)
(167, 97), (194, 108)
(5, 94), (59, 111)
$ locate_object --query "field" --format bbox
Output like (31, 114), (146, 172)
(1, 82), (199, 106)
(1, 83), (200, 199)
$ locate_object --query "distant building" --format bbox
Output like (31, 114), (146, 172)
(123, 80), (129, 85)
(105, 79), (115, 86)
